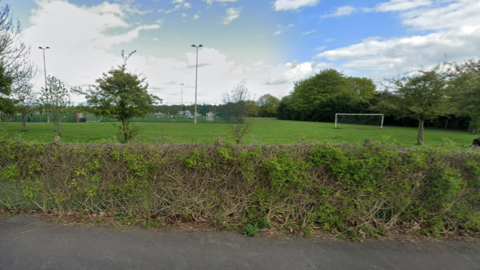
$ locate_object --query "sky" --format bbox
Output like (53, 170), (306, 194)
(4, 0), (480, 105)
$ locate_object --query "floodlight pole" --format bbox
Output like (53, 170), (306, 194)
(180, 83), (184, 112)
(191, 44), (202, 124)
(39, 46), (50, 123)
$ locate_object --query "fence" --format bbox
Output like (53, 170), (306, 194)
(1, 113), (225, 124)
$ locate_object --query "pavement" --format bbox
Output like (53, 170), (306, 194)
(1, 215), (479, 270)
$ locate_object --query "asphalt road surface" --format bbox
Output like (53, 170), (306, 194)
(1, 215), (479, 270)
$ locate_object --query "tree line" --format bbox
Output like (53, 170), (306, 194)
(258, 62), (479, 145)
(1, 3), (479, 145)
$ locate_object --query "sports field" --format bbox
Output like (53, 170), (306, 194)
(0, 118), (476, 148)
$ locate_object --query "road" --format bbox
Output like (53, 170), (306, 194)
(1, 215), (479, 270)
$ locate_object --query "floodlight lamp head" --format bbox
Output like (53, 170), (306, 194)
(191, 44), (196, 47)
(199, 45), (203, 47)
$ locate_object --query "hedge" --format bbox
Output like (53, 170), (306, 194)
(0, 140), (479, 238)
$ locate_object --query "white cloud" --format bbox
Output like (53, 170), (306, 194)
(274, 0), (321, 11)
(159, 0), (191, 13)
(19, 0), (310, 105)
(130, 48), (307, 104)
(322, 5), (356, 18)
(397, 0), (480, 31)
(274, 24), (295, 35)
(316, 28), (480, 80)
(310, 0), (480, 82)
(204, 0), (238, 4)
(376, 0), (432, 12)
(222, 7), (242, 25)
(301, 29), (316, 36)
(193, 11), (201, 20)
(19, 1), (160, 101)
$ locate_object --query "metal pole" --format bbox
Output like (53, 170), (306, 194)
(39, 46), (50, 123)
(180, 83), (184, 112)
(194, 47), (198, 124)
(192, 44), (202, 124)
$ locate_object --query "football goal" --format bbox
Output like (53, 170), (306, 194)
(335, 113), (384, 129)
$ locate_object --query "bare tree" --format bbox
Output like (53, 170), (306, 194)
(39, 76), (71, 136)
(12, 80), (37, 130)
(0, 3), (35, 113)
(221, 80), (256, 144)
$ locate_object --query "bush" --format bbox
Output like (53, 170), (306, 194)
(0, 140), (479, 238)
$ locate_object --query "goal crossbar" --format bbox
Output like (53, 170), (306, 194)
(335, 113), (384, 129)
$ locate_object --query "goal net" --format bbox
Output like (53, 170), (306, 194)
(335, 113), (384, 129)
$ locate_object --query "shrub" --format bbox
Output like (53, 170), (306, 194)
(0, 140), (479, 238)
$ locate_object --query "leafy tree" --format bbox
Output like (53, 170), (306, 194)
(345, 77), (376, 99)
(290, 69), (347, 118)
(276, 95), (301, 120)
(375, 65), (451, 145)
(222, 80), (255, 144)
(245, 100), (259, 117)
(0, 64), (13, 116)
(258, 94), (280, 117)
(312, 93), (370, 122)
(39, 76), (71, 136)
(453, 72), (480, 133)
(450, 58), (480, 133)
(74, 52), (161, 142)
(0, 3), (35, 114)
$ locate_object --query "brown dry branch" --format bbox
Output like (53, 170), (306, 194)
(0, 141), (479, 239)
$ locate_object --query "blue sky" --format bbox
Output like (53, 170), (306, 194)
(4, 0), (480, 105)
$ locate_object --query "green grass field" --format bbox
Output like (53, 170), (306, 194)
(0, 119), (477, 148)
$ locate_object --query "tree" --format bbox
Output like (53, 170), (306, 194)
(0, 3), (35, 114)
(311, 92), (370, 122)
(345, 77), (376, 100)
(258, 94), (280, 117)
(0, 64), (14, 116)
(222, 80), (255, 144)
(290, 69), (348, 119)
(375, 65), (451, 145)
(74, 52), (161, 142)
(12, 80), (36, 130)
(450, 58), (480, 133)
(453, 72), (480, 133)
(39, 76), (71, 136)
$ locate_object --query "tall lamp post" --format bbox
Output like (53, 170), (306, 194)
(39, 46), (50, 123)
(180, 83), (184, 113)
(191, 44), (202, 124)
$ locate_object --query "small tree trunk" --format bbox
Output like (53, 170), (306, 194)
(122, 118), (128, 142)
(417, 119), (425, 145)
(21, 113), (27, 130)
(57, 115), (62, 136)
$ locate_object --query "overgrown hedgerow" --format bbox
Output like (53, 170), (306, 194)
(0, 140), (479, 239)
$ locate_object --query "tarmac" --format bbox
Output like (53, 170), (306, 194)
(1, 214), (479, 270)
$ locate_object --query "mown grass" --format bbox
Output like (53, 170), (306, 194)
(0, 118), (476, 148)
